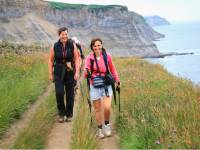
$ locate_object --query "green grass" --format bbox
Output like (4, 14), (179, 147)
(114, 57), (200, 149)
(0, 40), (48, 53)
(48, 1), (127, 11)
(13, 91), (57, 149)
(49, 2), (85, 10)
(71, 80), (97, 149)
(0, 51), (50, 137)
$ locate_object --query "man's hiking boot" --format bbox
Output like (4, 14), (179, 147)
(97, 129), (104, 139)
(58, 116), (64, 123)
(104, 124), (112, 137)
(66, 116), (72, 122)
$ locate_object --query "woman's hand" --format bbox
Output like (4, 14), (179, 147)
(116, 81), (121, 91)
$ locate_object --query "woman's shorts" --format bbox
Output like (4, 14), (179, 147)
(90, 85), (113, 101)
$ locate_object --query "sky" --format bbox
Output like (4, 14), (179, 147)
(46, 0), (200, 22)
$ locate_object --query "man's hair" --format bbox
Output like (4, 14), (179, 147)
(58, 27), (68, 35)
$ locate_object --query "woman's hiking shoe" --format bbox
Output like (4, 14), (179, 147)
(97, 129), (104, 139)
(104, 124), (112, 137)
(58, 116), (64, 123)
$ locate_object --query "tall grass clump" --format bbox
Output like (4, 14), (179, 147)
(0, 42), (50, 137)
(71, 81), (97, 149)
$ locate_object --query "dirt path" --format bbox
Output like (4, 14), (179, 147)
(45, 88), (79, 149)
(98, 110), (120, 149)
(0, 81), (120, 149)
(0, 84), (54, 149)
(45, 120), (73, 149)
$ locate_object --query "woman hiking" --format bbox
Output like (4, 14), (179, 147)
(84, 38), (120, 139)
(48, 27), (80, 123)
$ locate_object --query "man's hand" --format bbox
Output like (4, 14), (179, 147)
(49, 73), (54, 82)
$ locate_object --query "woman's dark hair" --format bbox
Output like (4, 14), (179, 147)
(58, 27), (68, 35)
(90, 38), (103, 51)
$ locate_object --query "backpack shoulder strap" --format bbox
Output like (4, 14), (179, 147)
(76, 43), (83, 54)
(66, 39), (74, 58)
(102, 50), (110, 74)
(53, 42), (59, 65)
(90, 58), (94, 75)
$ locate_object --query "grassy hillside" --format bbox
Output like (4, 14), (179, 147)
(1, 41), (199, 149)
(114, 57), (200, 148)
(70, 56), (200, 149)
(0, 42), (50, 137)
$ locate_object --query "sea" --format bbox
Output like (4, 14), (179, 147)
(146, 22), (200, 85)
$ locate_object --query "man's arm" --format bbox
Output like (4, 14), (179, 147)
(48, 47), (54, 81)
(73, 43), (80, 80)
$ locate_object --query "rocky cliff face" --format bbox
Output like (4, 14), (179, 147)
(144, 15), (170, 27)
(0, 0), (164, 57)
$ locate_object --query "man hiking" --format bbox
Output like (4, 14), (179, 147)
(48, 27), (80, 123)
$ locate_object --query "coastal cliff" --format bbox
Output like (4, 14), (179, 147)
(0, 0), (164, 56)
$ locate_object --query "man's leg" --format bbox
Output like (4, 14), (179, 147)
(55, 77), (65, 121)
(65, 81), (75, 118)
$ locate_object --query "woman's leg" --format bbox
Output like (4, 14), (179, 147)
(93, 99), (104, 138)
(102, 96), (112, 123)
(102, 95), (112, 136)
(92, 99), (103, 126)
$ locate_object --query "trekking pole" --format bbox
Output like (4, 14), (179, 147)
(112, 83), (117, 105)
(116, 83), (121, 113)
(118, 87), (121, 112)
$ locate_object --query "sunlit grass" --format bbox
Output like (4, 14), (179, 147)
(13, 91), (56, 149)
(71, 81), (97, 149)
(114, 57), (200, 149)
(0, 45), (50, 137)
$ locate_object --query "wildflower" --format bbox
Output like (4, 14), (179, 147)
(155, 139), (161, 145)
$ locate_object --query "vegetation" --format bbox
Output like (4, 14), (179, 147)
(48, 1), (127, 11)
(13, 92), (56, 149)
(1, 41), (199, 148)
(71, 81), (97, 149)
(114, 57), (200, 149)
(0, 42), (50, 137)
(0, 40), (48, 54)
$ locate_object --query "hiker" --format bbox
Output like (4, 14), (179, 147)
(71, 37), (85, 92)
(84, 38), (120, 139)
(48, 27), (80, 123)
(72, 36), (85, 61)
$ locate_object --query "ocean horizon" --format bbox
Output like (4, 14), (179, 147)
(147, 21), (200, 85)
